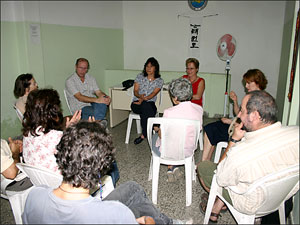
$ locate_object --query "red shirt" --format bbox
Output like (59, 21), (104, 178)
(182, 75), (204, 107)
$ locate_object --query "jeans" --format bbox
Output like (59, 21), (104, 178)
(109, 161), (120, 188)
(81, 103), (107, 120)
(131, 101), (157, 138)
(104, 181), (172, 224)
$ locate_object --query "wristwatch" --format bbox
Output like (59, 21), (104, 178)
(229, 137), (240, 143)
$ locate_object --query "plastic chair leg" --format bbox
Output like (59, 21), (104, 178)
(185, 160), (193, 206)
(148, 157), (153, 181)
(151, 157), (160, 205)
(199, 129), (203, 150)
(125, 116), (133, 144)
(136, 119), (142, 134)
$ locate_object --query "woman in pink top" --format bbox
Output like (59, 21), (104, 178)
(152, 78), (203, 182)
(22, 88), (81, 173)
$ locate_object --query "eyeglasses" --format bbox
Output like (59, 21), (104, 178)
(77, 67), (88, 70)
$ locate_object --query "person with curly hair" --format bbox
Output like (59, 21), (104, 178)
(22, 88), (81, 173)
(13, 73), (38, 115)
(22, 121), (187, 224)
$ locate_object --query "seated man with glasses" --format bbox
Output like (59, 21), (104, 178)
(65, 58), (110, 126)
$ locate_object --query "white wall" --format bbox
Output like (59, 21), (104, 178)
(123, 1), (286, 104)
(1, 1), (123, 29)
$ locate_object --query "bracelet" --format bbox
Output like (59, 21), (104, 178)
(229, 137), (240, 143)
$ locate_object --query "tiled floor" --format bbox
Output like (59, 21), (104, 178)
(0, 115), (237, 224)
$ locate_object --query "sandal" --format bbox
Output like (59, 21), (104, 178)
(199, 199), (222, 223)
(200, 193), (227, 213)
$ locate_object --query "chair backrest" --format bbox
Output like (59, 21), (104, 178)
(13, 104), (24, 122)
(63, 89), (72, 115)
(147, 117), (201, 160)
(230, 164), (299, 215)
(16, 163), (62, 188)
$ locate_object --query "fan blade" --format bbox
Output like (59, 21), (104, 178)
(227, 43), (236, 56)
(218, 46), (225, 57)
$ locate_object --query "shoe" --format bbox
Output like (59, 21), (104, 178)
(173, 167), (182, 179)
(167, 169), (176, 182)
(201, 192), (227, 213)
(134, 136), (144, 145)
(199, 197), (222, 223)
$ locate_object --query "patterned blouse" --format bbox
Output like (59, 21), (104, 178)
(23, 127), (63, 173)
(132, 73), (164, 103)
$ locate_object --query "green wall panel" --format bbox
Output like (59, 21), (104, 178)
(1, 21), (123, 140)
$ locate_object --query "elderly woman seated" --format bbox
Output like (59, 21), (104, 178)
(152, 78), (203, 182)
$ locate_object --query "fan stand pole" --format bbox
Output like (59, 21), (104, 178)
(223, 68), (230, 117)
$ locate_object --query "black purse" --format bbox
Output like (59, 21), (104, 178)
(122, 79), (134, 90)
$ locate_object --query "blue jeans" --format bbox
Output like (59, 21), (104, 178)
(104, 181), (172, 224)
(109, 161), (120, 188)
(81, 103), (107, 120)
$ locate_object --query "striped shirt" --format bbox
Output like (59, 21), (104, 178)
(216, 122), (299, 214)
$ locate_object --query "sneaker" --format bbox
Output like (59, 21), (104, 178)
(167, 169), (176, 182)
(173, 167), (183, 179)
(172, 218), (193, 224)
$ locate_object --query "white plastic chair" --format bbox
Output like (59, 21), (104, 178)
(198, 91), (205, 150)
(204, 164), (299, 224)
(13, 104), (24, 122)
(125, 88), (162, 144)
(147, 117), (201, 206)
(16, 163), (114, 200)
(64, 89), (73, 115)
(1, 173), (33, 224)
(213, 141), (228, 163)
(16, 163), (63, 188)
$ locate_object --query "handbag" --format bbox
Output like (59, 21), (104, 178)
(122, 79), (134, 90)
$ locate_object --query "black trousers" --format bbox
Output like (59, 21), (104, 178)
(131, 101), (157, 138)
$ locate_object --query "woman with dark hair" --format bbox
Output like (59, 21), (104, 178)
(22, 121), (186, 224)
(22, 88), (81, 173)
(201, 69), (268, 161)
(13, 73), (38, 114)
(182, 58), (205, 107)
(131, 57), (164, 145)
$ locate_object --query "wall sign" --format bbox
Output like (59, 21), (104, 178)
(188, 0), (208, 11)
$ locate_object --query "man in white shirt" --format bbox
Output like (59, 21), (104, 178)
(197, 90), (299, 222)
(65, 58), (111, 124)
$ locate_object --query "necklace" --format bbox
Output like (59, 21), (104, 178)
(59, 186), (89, 195)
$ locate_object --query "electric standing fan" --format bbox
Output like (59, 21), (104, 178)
(216, 34), (237, 116)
